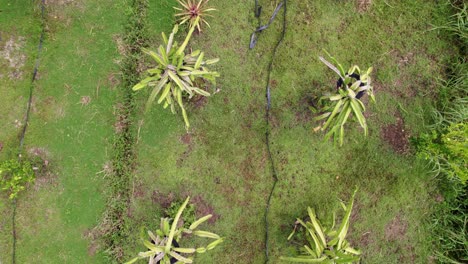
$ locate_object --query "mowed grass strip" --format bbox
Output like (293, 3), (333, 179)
(9, 0), (126, 262)
(125, 0), (456, 263)
(0, 0), (42, 160)
(0, 1), (42, 261)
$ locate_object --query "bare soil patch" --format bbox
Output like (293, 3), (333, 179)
(27, 147), (58, 190)
(191, 94), (208, 109)
(80, 96), (91, 106)
(381, 113), (410, 154)
(113, 103), (129, 134)
(83, 228), (100, 256)
(357, 0), (372, 12)
(191, 195), (220, 224)
(180, 133), (192, 145)
(385, 214), (408, 241)
(151, 190), (176, 208)
(107, 72), (121, 88)
(0, 35), (26, 80)
(151, 190), (220, 224)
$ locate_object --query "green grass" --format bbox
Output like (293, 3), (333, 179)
(0, 0), (41, 160)
(123, 0), (457, 263)
(0, 0), (127, 262)
(0, 0), (463, 263)
(0, 1), (42, 261)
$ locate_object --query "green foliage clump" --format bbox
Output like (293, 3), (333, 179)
(0, 159), (35, 199)
(100, 0), (148, 261)
(133, 16), (219, 130)
(313, 52), (375, 146)
(281, 189), (360, 263)
(174, 0), (216, 32)
(419, 5), (468, 262)
(126, 196), (223, 264)
(432, 182), (468, 263)
(413, 122), (467, 184)
(165, 199), (196, 229)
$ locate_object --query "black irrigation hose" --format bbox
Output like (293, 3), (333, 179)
(250, 1), (287, 263)
(12, 1), (46, 263)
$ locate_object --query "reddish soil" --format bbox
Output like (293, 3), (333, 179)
(180, 133), (192, 145)
(381, 114), (410, 154)
(191, 94), (208, 109)
(191, 195), (220, 224)
(151, 190), (220, 224)
(385, 214), (408, 241)
(0, 142), (3, 152)
(151, 190), (176, 209)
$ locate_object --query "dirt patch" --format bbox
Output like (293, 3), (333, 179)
(295, 95), (316, 124)
(83, 228), (100, 256)
(357, 0), (372, 12)
(151, 190), (176, 208)
(107, 72), (120, 88)
(79, 96), (91, 106)
(359, 231), (373, 248)
(381, 113), (410, 154)
(27, 147), (58, 190)
(152, 191), (220, 224)
(113, 103), (130, 134)
(191, 195), (220, 224)
(385, 214), (408, 241)
(240, 157), (256, 182)
(113, 34), (127, 58)
(191, 94), (208, 109)
(28, 147), (51, 168)
(0, 36), (26, 80)
(180, 133), (192, 145)
(0, 142), (3, 152)
(45, 0), (76, 5)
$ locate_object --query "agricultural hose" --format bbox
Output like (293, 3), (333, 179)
(250, 1), (287, 263)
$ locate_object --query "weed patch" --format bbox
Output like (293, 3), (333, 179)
(98, 0), (150, 261)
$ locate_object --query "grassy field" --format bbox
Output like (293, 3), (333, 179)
(0, 1), (41, 161)
(0, 0), (42, 261)
(1, 0), (126, 262)
(124, 0), (456, 263)
(0, 0), (464, 263)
